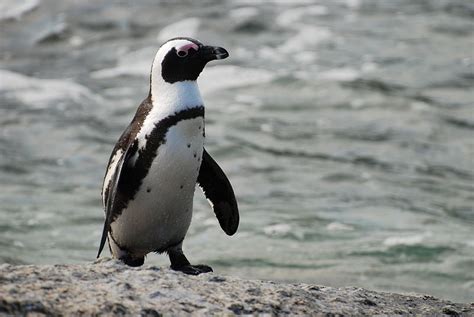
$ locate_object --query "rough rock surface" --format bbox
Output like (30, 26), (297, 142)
(0, 259), (472, 316)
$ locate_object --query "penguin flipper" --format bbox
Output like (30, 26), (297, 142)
(97, 140), (137, 258)
(197, 148), (239, 235)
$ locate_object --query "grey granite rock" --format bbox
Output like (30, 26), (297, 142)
(0, 258), (472, 316)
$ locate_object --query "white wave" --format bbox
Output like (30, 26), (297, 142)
(465, 240), (474, 248)
(326, 222), (354, 231)
(203, 218), (217, 226)
(257, 46), (286, 63)
(344, 0), (361, 9)
(263, 223), (292, 236)
(235, 94), (263, 107)
(318, 68), (360, 82)
(157, 18), (201, 43)
(278, 26), (331, 53)
(0, 0), (40, 21)
(90, 47), (153, 79)
(13, 240), (25, 248)
(234, 0), (317, 5)
(68, 35), (84, 47)
(90, 62), (150, 79)
(383, 233), (431, 247)
(361, 61), (378, 73)
(228, 7), (260, 30)
(229, 7), (259, 22)
(276, 5), (329, 27)
(0, 69), (99, 108)
(199, 65), (275, 94)
(32, 17), (67, 44)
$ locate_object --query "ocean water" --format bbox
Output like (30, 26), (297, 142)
(0, 0), (473, 302)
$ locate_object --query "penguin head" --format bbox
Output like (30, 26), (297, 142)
(151, 37), (229, 85)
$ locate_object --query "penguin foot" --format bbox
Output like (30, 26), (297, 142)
(120, 255), (144, 267)
(167, 242), (212, 275)
(171, 264), (213, 275)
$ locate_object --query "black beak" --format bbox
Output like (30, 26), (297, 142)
(200, 45), (229, 62)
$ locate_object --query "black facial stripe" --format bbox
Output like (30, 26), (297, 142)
(114, 106), (205, 218)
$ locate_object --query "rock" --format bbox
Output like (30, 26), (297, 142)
(0, 259), (472, 316)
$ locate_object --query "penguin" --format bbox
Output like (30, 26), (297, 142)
(97, 37), (239, 275)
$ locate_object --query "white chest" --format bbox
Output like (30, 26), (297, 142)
(146, 117), (204, 191)
(111, 116), (205, 254)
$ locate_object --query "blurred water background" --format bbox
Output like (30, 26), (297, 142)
(0, 0), (473, 302)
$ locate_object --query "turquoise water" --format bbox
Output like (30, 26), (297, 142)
(0, 0), (473, 302)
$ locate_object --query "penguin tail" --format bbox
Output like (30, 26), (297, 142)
(97, 222), (108, 258)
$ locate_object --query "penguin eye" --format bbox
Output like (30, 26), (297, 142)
(177, 50), (188, 58)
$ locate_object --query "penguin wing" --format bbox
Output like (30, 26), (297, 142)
(198, 148), (239, 235)
(97, 139), (138, 258)
(97, 97), (152, 258)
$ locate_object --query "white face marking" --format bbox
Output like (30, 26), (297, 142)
(150, 39), (200, 96)
(102, 149), (124, 206)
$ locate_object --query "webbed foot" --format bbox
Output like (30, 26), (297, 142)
(167, 242), (213, 275)
(171, 264), (213, 275)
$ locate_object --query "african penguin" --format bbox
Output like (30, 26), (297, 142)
(97, 37), (239, 275)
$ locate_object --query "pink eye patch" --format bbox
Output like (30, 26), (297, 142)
(176, 43), (199, 54)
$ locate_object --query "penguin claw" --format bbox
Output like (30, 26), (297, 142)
(193, 264), (213, 273)
(172, 264), (213, 275)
